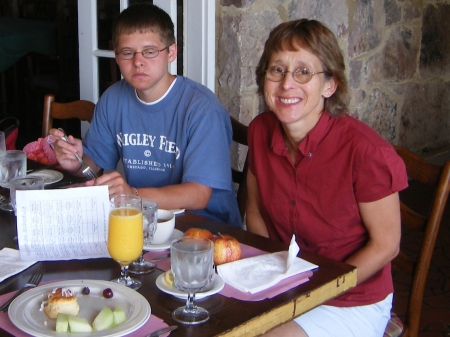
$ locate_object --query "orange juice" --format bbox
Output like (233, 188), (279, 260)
(108, 207), (143, 266)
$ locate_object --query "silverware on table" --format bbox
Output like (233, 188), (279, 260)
(58, 128), (97, 180)
(146, 325), (178, 337)
(147, 253), (170, 263)
(0, 267), (45, 312)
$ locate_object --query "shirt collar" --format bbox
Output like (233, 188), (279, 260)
(271, 111), (333, 157)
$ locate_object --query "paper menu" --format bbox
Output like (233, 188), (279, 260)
(16, 186), (111, 261)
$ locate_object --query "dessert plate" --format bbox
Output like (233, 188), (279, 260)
(8, 279), (151, 337)
(156, 273), (224, 300)
(27, 169), (63, 185)
(143, 229), (183, 251)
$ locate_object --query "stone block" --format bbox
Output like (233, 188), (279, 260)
(399, 81), (450, 152)
(288, 0), (348, 37)
(348, 0), (383, 57)
(361, 88), (398, 142)
(419, 4), (450, 77)
(365, 26), (420, 83)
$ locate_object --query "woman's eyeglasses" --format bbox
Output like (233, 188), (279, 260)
(116, 46), (169, 60)
(265, 66), (325, 84)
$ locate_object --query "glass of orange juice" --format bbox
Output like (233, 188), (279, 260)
(108, 194), (143, 290)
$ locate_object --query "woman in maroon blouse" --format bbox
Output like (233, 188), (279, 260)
(246, 19), (408, 337)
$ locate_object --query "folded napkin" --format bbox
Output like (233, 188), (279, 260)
(0, 248), (37, 283)
(217, 235), (318, 294)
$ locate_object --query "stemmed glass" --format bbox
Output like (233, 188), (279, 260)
(0, 150), (27, 212)
(0, 132), (5, 153)
(171, 236), (214, 325)
(129, 199), (158, 274)
(107, 194), (143, 290)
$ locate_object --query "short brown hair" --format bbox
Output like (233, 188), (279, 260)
(256, 19), (348, 116)
(111, 3), (176, 49)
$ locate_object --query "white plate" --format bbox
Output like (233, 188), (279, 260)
(8, 279), (151, 337)
(143, 229), (184, 251)
(156, 274), (224, 299)
(28, 170), (63, 185)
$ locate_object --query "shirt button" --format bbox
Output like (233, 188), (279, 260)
(291, 200), (296, 206)
(308, 152), (312, 157)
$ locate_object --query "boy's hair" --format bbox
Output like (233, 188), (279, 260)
(111, 3), (176, 49)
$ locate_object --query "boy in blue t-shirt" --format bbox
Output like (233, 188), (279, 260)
(50, 3), (241, 228)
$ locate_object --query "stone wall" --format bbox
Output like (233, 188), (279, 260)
(217, 0), (450, 170)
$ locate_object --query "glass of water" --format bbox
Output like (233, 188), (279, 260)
(0, 131), (5, 153)
(0, 150), (27, 212)
(129, 199), (158, 274)
(171, 236), (214, 325)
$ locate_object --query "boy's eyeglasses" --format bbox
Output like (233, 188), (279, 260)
(265, 66), (325, 84)
(116, 46), (169, 60)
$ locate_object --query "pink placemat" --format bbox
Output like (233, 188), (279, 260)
(0, 282), (171, 337)
(146, 243), (313, 302)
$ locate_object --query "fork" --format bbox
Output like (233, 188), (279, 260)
(58, 128), (98, 180)
(0, 267), (45, 312)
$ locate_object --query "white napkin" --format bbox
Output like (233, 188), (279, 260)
(217, 235), (318, 293)
(0, 248), (38, 282)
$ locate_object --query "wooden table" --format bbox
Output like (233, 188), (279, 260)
(0, 164), (357, 337)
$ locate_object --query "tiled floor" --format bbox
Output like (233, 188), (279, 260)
(392, 180), (450, 336)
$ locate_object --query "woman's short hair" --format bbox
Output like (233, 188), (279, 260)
(256, 19), (348, 116)
(111, 3), (176, 49)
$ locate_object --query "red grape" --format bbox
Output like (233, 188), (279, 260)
(103, 288), (113, 298)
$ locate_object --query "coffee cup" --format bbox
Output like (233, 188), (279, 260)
(152, 209), (175, 245)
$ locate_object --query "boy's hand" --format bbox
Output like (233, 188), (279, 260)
(48, 128), (84, 173)
(85, 171), (135, 198)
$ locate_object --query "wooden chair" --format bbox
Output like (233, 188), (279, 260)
(230, 116), (249, 222)
(42, 94), (95, 138)
(384, 145), (450, 337)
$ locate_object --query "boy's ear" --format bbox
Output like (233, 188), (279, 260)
(168, 44), (177, 62)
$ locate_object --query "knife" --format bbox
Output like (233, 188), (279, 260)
(146, 325), (178, 337)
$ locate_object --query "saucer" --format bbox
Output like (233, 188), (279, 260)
(156, 274), (224, 299)
(143, 229), (184, 251)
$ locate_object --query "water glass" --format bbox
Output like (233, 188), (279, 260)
(10, 176), (45, 215)
(171, 237), (214, 325)
(129, 199), (158, 275)
(0, 131), (5, 153)
(0, 150), (27, 212)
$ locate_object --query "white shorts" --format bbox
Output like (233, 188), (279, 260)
(294, 293), (393, 337)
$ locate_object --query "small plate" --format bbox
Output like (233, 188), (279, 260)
(156, 274), (224, 299)
(8, 279), (151, 337)
(144, 229), (184, 251)
(27, 170), (63, 185)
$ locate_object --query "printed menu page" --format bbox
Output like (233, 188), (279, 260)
(16, 186), (111, 261)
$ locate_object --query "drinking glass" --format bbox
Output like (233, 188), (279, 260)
(171, 237), (214, 325)
(129, 199), (158, 274)
(0, 150), (27, 212)
(10, 176), (45, 215)
(107, 194), (143, 290)
(0, 131), (5, 153)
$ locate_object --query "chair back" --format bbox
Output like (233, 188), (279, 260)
(388, 145), (450, 337)
(230, 116), (249, 222)
(42, 94), (95, 137)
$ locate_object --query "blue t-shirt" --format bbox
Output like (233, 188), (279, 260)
(83, 76), (242, 228)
